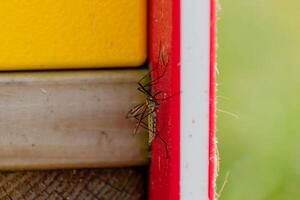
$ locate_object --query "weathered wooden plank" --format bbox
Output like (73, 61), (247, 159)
(0, 168), (147, 200)
(0, 70), (148, 170)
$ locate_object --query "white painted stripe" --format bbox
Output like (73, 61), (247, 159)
(181, 0), (210, 199)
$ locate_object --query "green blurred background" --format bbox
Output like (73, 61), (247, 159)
(217, 0), (300, 199)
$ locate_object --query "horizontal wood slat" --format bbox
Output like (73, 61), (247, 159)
(0, 70), (148, 170)
(0, 168), (147, 200)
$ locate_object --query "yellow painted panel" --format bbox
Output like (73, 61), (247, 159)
(0, 0), (146, 70)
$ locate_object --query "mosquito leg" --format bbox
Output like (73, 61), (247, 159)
(133, 104), (148, 135)
(126, 103), (145, 119)
(137, 85), (161, 107)
(142, 65), (168, 88)
(160, 43), (170, 68)
(138, 70), (152, 88)
(144, 42), (170, 88)
(141, 45), (170, 89)
(156, 133), (169, 159)
(137, 82), (153, 98)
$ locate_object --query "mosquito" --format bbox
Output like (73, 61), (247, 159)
(127, 43), (169, 134)
(126, 42), (170, 158)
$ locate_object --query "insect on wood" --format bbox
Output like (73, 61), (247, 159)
(126, 43), (170, 158)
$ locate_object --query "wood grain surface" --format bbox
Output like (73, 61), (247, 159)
(0, 70), (149, 170)
(0, 168), (147, 200)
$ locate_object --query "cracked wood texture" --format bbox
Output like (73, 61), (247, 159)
(0, 168), (147, 200)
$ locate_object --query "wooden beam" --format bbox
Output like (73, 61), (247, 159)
(0, 168), (147, 199)
(0, 70), (148, 170)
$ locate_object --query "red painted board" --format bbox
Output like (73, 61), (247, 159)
(209, 1), (217, 199)
(149, 0), (216, 199)
(148, 0), (180, 200)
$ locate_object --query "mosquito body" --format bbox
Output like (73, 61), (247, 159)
(147, 99), (156, 144)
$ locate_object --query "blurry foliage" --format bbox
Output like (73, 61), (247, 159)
(217, 0), (300, 199)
